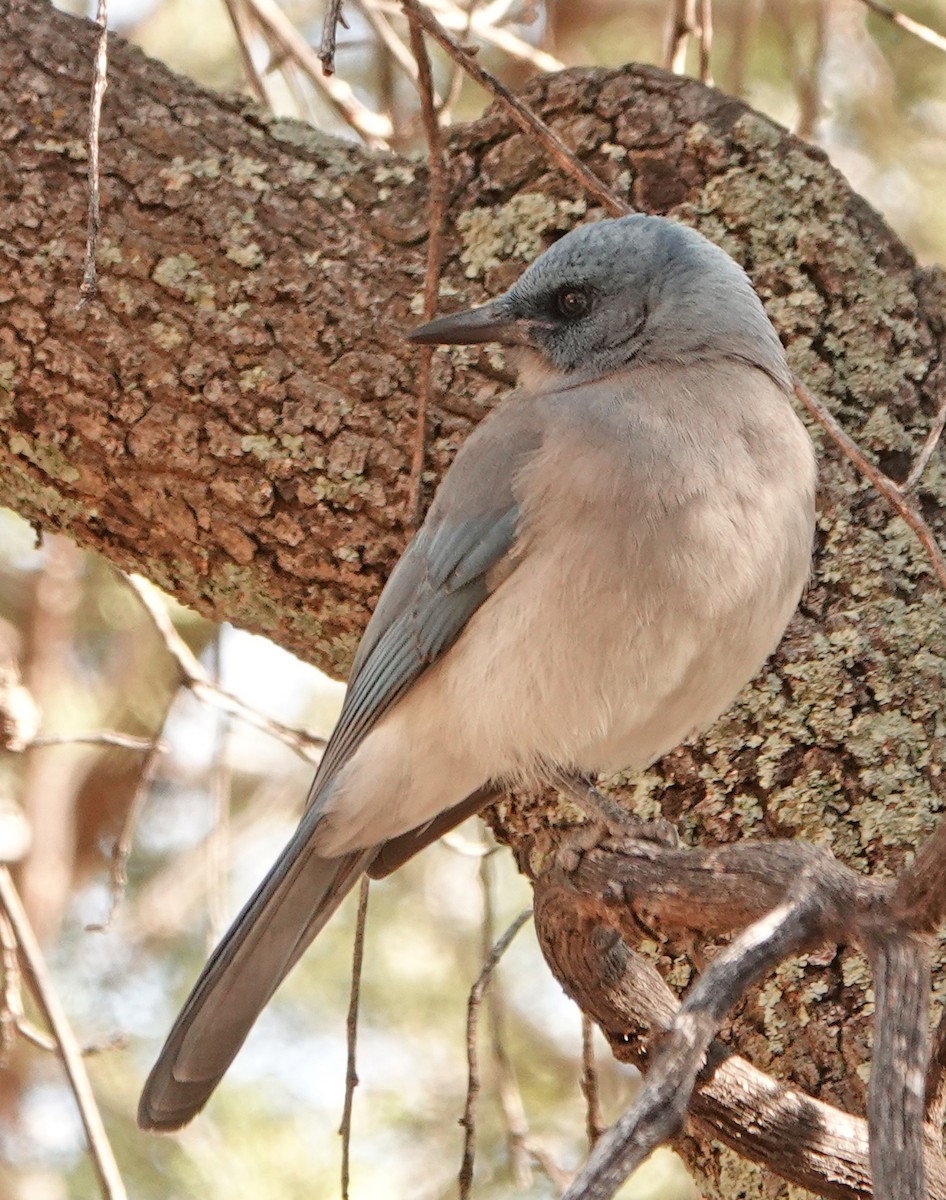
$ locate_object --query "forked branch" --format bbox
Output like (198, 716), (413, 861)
(532, 800), (946, 1200)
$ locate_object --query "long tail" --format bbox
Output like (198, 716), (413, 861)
(138, 807), (374, 1132)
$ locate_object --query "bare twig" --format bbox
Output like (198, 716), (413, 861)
(534, 805), (946, 1200)
(89, 733), (164, 930)
(77, 0), (108, 307)
(581, 1014), (604, 1148)
(561, 894), (824, 1200)
(698, 0), (713, 84)
(123, 573), (326, 762)
(902, 388), (946, 493)
(400, 0), (628, 217)
(444, 0), (562, 74)
(205, 627), (232, 946)
(793, 378), (946, 593)
(0, 907), (21, 1062)
(459, 906), (532, 1200)
(478, 849), (532, 1188)
(339, 875), (370, 1200)
(725, 0), (762, 96)
(353, 0), (425, 88)
(436, 0), (477, 120)
(0, 867), (127, 1200)
(378, 0), (565, 74)
(773, 0), (827, 139)
(320, 0), (349, 74)
(664, 0), (693, 73)
(856, 0), (946, 55)
(892, 806), (946, 933)
(404, 7), (449, 525)
(30, 730), (159, 751)
(221, 0), (269, 105)
(664, 0), (712, 82)
(244, 0), (391, 147)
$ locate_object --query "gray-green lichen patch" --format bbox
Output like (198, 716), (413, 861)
(0, 361), (14, 415)
(239, 433), (306, 461)
(95, 238), (125, 267)
(225, 241), (265, 270)
(152, 253), (217, 309)
(149, 321), (184, 351)
(33, 138), (87, 160)
(228, 155), (271, 192)
(682, 119), (929, 408)
(0, 462), (87, 523)
(456, 194), (588, 278)
(159, 155), (223, 189)
(8, 435), (80, 484)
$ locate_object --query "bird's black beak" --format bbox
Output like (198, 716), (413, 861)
(407, 298), (529, 347)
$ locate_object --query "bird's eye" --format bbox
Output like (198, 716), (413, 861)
(554, 287), (590, 319)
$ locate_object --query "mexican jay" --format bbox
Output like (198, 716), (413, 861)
(139, 213), (816, 1131)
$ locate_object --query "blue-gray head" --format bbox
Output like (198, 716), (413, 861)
(410, 215), (791, 390)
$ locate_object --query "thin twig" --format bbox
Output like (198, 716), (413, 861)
(664, 0), (712, 81)
(88, 733), (164, 930)
(30, 730), (160, 751)
(560, 894), (824, 1200)
(581, 1014), (604, 1148)
(400, 0), (628, 217)
(339, 875), (370, 1200)
(902, 387), (946, 493)
(773, 0), (827, 140)
(353, 0), (424, 87)
(479, 849), (532, 1188)
(77, 0), (108, 307)
(664, 0), (694, 73)
(0, 867), (127, 1200)
(244, 0), (391, 147)
(205, 627), (232, 947)
(0, 908), (21, 1063)
(698, 0), (713, 84)
(793, 378), (946, 593)
(404, 7), (449, 525)
(444, 0), (562, 73)
(320, 0), (349, 74)
(459, 906), (532, 1200)
(221, 0), (269, 105)
(436, 0), (477, 120)
(856, 0), (946, 55)
(892, 803), (946, 933)
(123, 573), (326, 763)
(377, 0), (565, 74)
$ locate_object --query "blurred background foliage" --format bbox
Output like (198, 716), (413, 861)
(2, 1), (946, 1198)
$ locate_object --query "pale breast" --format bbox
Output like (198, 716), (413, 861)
(434, 360), (816, 781)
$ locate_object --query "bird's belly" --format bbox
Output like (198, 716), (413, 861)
(319, 482), (811, 854)
(436, 501), (808, 785)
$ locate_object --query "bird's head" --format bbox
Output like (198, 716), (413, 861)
(409, 214), (791, 390)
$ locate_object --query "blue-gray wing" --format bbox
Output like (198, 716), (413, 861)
(311, 505), (522, 788)
(309, 395), (544, 794)
(138, 397), (544, 1131)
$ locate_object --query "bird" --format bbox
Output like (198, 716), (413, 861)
(138, 213), (816, 1132)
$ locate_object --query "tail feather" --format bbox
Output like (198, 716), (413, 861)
(138, 811), (374, 1132)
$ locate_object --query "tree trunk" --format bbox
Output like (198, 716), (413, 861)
(2, 1), (945, 1195)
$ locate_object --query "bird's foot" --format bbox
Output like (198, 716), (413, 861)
(556, 776), (678, 871)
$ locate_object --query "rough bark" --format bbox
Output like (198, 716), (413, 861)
(2, 0), (946, 1196)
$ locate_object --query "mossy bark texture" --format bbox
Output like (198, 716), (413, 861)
(2, 1), (945, 1195)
